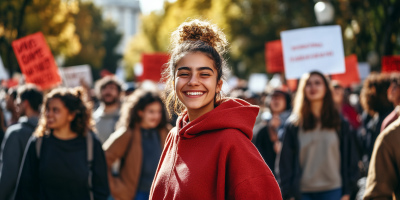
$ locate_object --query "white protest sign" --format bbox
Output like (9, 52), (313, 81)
(0, 56), (9, 80)
(248, 73), (268, 93)
(281, 25), (345, 79)
(358, 62), (370, 80)
(61, 65), (92, 87)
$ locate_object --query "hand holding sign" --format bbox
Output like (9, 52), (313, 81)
(12, 32), (61, 90)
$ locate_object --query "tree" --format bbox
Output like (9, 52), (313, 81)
(63, 1), (122, 80)
(0, 0), (81, 77)
(124, 0), (400, 78)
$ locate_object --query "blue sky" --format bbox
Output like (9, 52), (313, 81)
(139, 0), (176, 15)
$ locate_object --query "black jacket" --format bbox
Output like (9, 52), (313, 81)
(0, 116), (38, 200)
(277, 117), (359, 200)
(15, 132), (109, 200)
(253, 125), (277, 175)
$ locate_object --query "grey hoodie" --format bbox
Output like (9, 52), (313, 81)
(0, 116), (39, 200)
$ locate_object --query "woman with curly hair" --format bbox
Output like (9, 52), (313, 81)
(103, 89), (170, 200)
(15, 87), (109, 200)
(149, 19), (282, 200)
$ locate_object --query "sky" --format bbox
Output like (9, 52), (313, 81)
(139, 0), (176, 15)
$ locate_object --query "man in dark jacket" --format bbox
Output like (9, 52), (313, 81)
(0, 84), (43, 200)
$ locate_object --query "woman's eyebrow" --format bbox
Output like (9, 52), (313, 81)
(198, 67), (214, 73)
(177, 66), (190, 71)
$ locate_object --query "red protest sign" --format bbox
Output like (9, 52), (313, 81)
(265, 40), (285, 73)
(286, 79), (298, 92)
(140, 53), (169, 82)
(331, 54), (360, 87)
(12, 32), (61, 90)
(382, 55), (400, 73)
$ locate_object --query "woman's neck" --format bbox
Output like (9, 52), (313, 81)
(310, 100), (323, 118)
(53, 124), (77, 140)
(187, 100), (215, 122)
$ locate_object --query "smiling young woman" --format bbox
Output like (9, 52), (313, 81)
(149, 20), (282, 200)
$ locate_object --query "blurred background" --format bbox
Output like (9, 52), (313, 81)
(1, 0), (399, 84)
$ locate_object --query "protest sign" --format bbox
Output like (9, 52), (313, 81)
(382, 55), (400, 73)
(286, 79), (298, 92)
(331, 54), (361, 87)
(0, 56), (9, 80)
(265, 40), (284, 73)
(281, 25), (345, 79)
(358, 62), (370, 80)
(248, 73), (268, 93)
(61, 65), (92, 87)
(12, 32), (61, 89)
(141, 53), (169, 82)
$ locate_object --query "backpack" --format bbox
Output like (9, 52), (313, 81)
(35, 132), (94, 200)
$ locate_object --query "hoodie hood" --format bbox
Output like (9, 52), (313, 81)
(177, 98), (260, 140)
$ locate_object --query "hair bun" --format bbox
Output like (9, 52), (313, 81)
(172, 19), (228, 54)
(73, 87), (85, 99)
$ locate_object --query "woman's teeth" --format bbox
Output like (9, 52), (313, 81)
(186, 92), (204, 96)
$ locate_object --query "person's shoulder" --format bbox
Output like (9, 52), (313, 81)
(92, 107), (104, 119)
(378, 118), (400, 145)
(3, 123), (26, 142)
(213, 129), (252, 146)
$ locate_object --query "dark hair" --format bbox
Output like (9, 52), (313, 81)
(360, 72), (393, 115)
(163, 19), (230, 116)
(117, 89), (167, 130)
(390, 72), (400, 86)
(269, 90), (292, 111)
(0, 107), (5, 132)
(94, 76), (123, 98)
(35, 87), (94, 137)
(7, 87), (17, 99)
(292, 71), (341, 131)
(17, 84), (43, 112)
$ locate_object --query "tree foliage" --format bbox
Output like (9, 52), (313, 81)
(0, 0), (80, 76)
(0, 0), (122, 81)
(63, 1), (122, 80)
(124, 0), (400, 79)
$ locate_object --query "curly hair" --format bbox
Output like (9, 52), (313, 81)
(360, 72), (393, 115)
(116, 89), (167, 130)
(34, 87), (95, 137)
(163, 19), (230, 117)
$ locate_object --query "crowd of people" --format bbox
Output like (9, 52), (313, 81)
(0, 19), (399, 200)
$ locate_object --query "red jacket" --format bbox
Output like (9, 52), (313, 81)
(150, 98), (282, 200)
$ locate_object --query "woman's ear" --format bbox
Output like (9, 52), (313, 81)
(216, 79), (223, 93)
(67, 112), (76, 122)
(138, 110), (144, 118)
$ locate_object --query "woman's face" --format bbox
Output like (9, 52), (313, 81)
(305, 74), (327, 102)
(270, 93), (287, 114)
(175, 52), (223, 113)
(46, 98), (75, 129)
(332, 86), (344, 104)
(139, 101), (162, 129)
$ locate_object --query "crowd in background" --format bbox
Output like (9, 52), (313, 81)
(0, 70), (399, 200)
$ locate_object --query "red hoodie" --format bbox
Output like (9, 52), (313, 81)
(150, 98), (282, 200)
